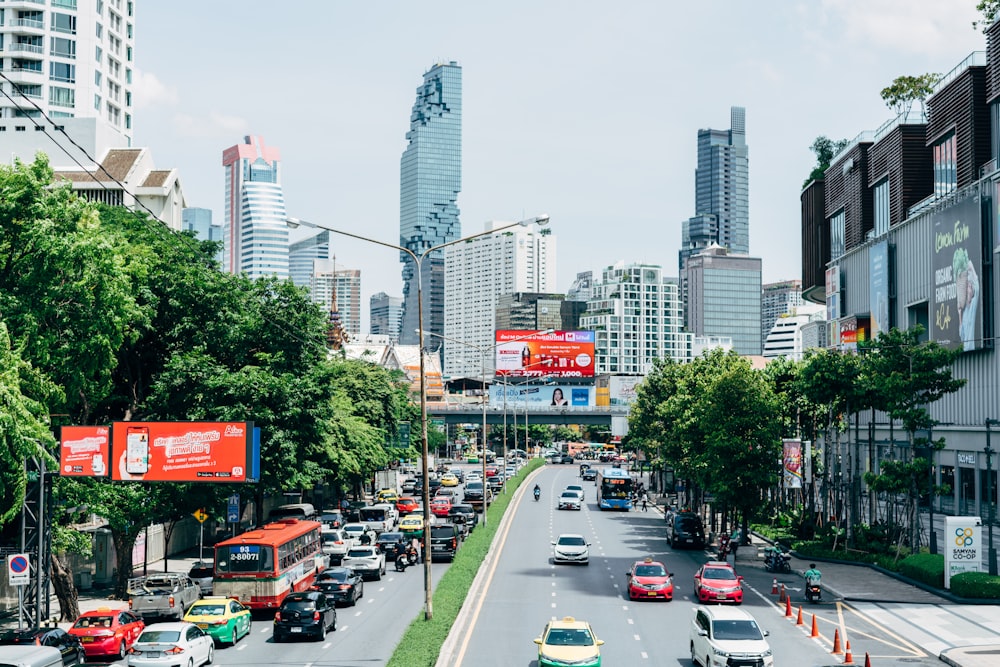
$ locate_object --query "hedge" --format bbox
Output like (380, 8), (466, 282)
(950, 571), (1000, 598)
(897, 553), (944, 588)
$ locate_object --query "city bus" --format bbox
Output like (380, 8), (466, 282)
(596, 467), (633, 510)
(212, 518), (324, 611)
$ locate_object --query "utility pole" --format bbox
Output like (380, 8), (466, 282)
(986, 418), (998, 576)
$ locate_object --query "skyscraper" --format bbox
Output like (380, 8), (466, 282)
(221, 136), (288, 280)
(370, 292), (403, 339)
(685, 245), (762, 356)
(398, 62), (462, 347)
(310, 261), (361, 338)
(289, 232), (331, 288)
(761, 279), (804, 349)
(182, 208), (223, 264)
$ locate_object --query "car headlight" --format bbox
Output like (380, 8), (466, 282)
(762, 649), (773, 657)
(711, 646), (729, 657)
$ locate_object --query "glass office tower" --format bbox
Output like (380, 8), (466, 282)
(695, 106), (749, 254)
(398, 62), (462, 346)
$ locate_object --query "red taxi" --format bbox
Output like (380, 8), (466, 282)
(68, 607), (145, 660)
(484, 466), (499, 478)
(693, 561), (744, 604)
(396, 496), (420, 515)
(430, 496), (453, 517)
(625, 557), (674, 601)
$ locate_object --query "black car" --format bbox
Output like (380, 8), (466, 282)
(581, 468), (597, 481)
(0, 627), (85, 665)
(375, 531), (408, 559)
(313, 567), (364, 607)
(319, 509), (345, 528)
(272, 591), (337, 642)
(666, 511), (706, 549)
(560, 454), (575, 464)
(429, 523), (460, 562)
(448, 504), (479, 532)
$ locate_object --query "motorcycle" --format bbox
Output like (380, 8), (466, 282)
(533, 488), (541, 502)
(395, 548), (418, 572)
(717, 534), (732, 560)
(764, 547), (792, 573)
(805, 578), (823, 603)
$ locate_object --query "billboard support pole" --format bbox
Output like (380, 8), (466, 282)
(986, 419), (998, 575)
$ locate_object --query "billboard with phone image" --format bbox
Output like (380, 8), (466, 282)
(111, 421), (252, 483)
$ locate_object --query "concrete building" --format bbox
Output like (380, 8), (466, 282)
(581, 261), (689, 374)
(495, 293), (584, 332)
(761, 279), (804, 349)
(442, 221), (555, 378)
(289, 232), (331, 289)
(685, 245), (762, 356)
(370, 292), (403, 339)
(566, 271), (594, 303)
(182, 207), (223, 264)
(398, 62), (462, 348)
(310, 260), (361, 337)
(761, 304), (826, 360)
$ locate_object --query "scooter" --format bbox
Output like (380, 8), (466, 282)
(395, 548), (418, 572)
(533, 488), (541, 502)
(805, 578), (823, 603)
(765, 548), (792, 573)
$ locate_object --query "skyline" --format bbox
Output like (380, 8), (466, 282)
(128, 1), (985, 330)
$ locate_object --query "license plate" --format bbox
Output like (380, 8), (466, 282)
(291, 627), (302, 633)
(647, 592), (657, 596)
(717, 594), (727, 599)
(197, 623), (208, 629)
(685, 538), (693, 543)
(82, 637), (94, 643)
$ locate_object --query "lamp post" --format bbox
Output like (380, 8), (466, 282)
(286, 214), (549, 620)
(986, 418), (999, 575)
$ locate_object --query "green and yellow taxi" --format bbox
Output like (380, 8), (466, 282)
(533, 616), (604, 667)
(182, 596), (252, 646)
(398, 515), (425, 538)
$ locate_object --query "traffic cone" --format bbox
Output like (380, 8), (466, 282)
(864, 652), (872, 667)
(810, 613), (819, 638)
(780, 583), (787, 602)
(771, 577), (778, 594)
(831, 629), (843, 654)
(784, 595), (792, 617)
(796, 605), (803, 626)
(844, 640), (854, 664)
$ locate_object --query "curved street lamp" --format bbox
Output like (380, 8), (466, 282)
(286, 214), (549, 620)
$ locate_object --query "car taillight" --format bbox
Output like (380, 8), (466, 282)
(165, 646), (184, 654)
(274, 612), (282, 621)
(452, 538), (457, 549)
(168, 596), (175, 608)
(313, 611), (321, 621)
(128, 600), (133, 609)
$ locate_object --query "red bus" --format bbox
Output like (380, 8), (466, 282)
(212, 519), (324, 611)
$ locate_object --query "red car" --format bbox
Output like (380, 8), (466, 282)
(68, 607), (145, 660)
(484, 466), (499, 478)
(626, 557), (674, 601)
(693, 561), (744, 604)
(396, 496), (420, 515)
(430, 496), (453, 517)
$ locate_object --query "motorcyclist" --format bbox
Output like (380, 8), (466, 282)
(804, 563), (822, 585)
(533, 484), (541, 501)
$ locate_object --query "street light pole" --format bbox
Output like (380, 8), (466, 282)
(986, 418), (999, 575)
(286, 214), (549, 621)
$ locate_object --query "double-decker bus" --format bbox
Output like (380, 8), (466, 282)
(596, 467), (633, 510)
(212, 518), (324, 611)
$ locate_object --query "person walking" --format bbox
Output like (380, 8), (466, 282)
(641, 491), (648, 512)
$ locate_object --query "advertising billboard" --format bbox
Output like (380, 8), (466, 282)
(869, 240), (890, 338)
(490, 384), (594, 407)
(931, 192), (983, 351)
(782, 439), (803, 489)
(59, 425), (110, 477)
(111, 421), (252, 483)
(494, 330), (595, 378)
(609, 375), (643, 406)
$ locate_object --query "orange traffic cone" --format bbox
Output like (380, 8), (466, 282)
(810, 613), (819, 638)
(844, 640), (854, 664)
(780, 583), (787, 602)
(864, 652), (872, 667)
(784, 595), (792, 617)
(796, 605), (804, 625)
(831, 628), (843, 654)
(771, 578), (778, 594)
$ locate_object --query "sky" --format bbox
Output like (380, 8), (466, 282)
(132, 1), (985, 330)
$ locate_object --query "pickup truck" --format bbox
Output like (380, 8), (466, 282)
(127, 574), (201, 620)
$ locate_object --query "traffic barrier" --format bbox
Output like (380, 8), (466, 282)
(784, 595), (792, 617)
(844, 640), (854, 664)
(771, 577), (778, 594)
(831, 628), (843, 654)
(864, 652), (872, 667)
(795, 605), (803, 625)
(810, 613), (819, 638)
(779, 583), (787, 602)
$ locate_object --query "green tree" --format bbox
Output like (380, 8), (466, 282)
(974, 0), (1000, 31)
(804, 136), (849, 187)
(880, 74), (939, 118)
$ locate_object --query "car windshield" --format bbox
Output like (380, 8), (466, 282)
(545, 628), (595, 646)
(678, 517), (702, 529)
(191, 604), (225, 616)
(344, 525), (363, 533)
(347, 549), (374, 558)
(557, 536), (586, 546)
(712, 620), (763, 641)
(189, 567), (213, 578)
(703, 568), (737, 580)
(560, 492), (577, 498)
(71, 615), (114, 628)
(137, 630), (180, 643)
(322, 571), (350, 582)
(635, 565), (666, 577)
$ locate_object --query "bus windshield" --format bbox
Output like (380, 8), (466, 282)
(215, 544), (274, 573)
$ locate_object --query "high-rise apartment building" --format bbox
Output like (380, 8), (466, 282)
(566, 271), (594, 303)
(289, 232), (331, 289)
(581, 262), (689, 374)
(1, 0), (135, 166)
(685, 245), (762, 356)
(398, 62), (462, 348)
(370, 292), (403, 339)
(761, 279), (804, 349)
(221, 135), (288, 280)
(442, 222), (554, 378)
(495, 293), (584, 332)
(310, 260), (361, 337)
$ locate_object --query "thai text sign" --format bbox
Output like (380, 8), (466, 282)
(111, 421), (252, 483)
(495, 330), (595, 378)
(59, 425), (110, 477)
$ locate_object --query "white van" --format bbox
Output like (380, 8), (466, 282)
(0, 645), (65, 667)
(358, 504), (396, 534)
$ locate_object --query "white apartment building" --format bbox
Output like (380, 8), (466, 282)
(443, 222), (555, 378)
(761, 304), (826, 360)
(761, 279), (803, 349)
(581, 262), (690, 374)
(310, 260), (361, 337)
(1, 0), (135, 166)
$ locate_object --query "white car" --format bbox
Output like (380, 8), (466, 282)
(126, 622), (214, 667)
(322, 528), (350, 563)
(558, 491), (582, 510)
(565, 485), (586, 501)
(342, 522), (377, 547)
(690, 606), (773, 667)
(551, 534), (590, 565)
(341, 546), (386, 581)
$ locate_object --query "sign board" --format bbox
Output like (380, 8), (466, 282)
(193, 509), (209, 523)
(490, 384), (594, 407)
(782, 439), (803, 489)
(111, 421), (252, 483)
(7, 553), (30, 586)
(944, 516), (982, 588)
(59, 425), (110, 477)
(227, 495), (240, 523)
(931, 191), (983, 351)
(495, 330), (595, 378)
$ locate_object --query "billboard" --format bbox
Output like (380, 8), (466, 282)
(609, 375), (643, 406)
(494, 330), (595, 378)
(931, 192), (983, 351)
(111, 421), (252, 483)
(869, 240), (890, 338)
(490, 384), (594, 407)
(59, 425), (110, 477)
(782, 439), (803, 489)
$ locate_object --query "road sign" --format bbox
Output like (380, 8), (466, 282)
(7, 553), (30, 586)
(193, 509), (209, 523)
(227, 494), (240, 523)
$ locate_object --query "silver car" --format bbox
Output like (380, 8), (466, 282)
(126, 622), (214, 667)
(552, 534), (590, 564)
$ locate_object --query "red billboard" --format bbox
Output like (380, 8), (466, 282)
(59, 425), (110, 477)
(494, 330), (595, 378)
(110, 421), (251, 483)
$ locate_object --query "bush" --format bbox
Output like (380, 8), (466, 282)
(897, 553), (944, 588)
(950, 571), (1000, 598)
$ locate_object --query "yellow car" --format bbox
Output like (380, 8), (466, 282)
(398, 515), (425, 537)
(533, 616), (604, 667)
(440, 473), (460, 487)
(375, 488), (399, 503)
(183, 596), (252, 646)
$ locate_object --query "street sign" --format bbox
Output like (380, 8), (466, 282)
(193, 509), (209, 523)
(7, 553), (30, 586)
(227, 494), (240, 523)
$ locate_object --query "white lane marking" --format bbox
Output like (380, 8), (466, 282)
(378, 587), (386, 592)
(259, 627), (269, 634)
(367, 598), (375, 604)
(641, 651), (649, 659)
(339, 625), (348, 631)
(622, 605), (629, 611)
(236, 644), (247, 651)
(613, 584), (619, 589)
(551, 603), (557, 608)
(627, 618), (634, 625)
(634, 634), (641, 641)
(323, 641), (332, 648)
(354, 611), (363, 616)
(552, 592), (556, 597)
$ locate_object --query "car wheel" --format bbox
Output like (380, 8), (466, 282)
(205, 644), (214, 664)
(318, 622), (326, 641)
(119, 640), (128, 659)
(374, 568), (382, 581)
(331, 611), (337, 631)
(77, 648), (86, 665)
(690, 642), (698, 665)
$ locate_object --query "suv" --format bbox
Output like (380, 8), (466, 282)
(448, 504), (479, 532)
(430, 523), (460, 562)
(187, 562), (215, 595)
(273, 591), (336, 642)
(321, 528), (350, 564)
(689, 606), (773, 667)
(463, 480), (491, 509)
(667, 511), (705, 549)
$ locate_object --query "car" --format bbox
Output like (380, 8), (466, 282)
(69, 608), (145, 661)
(430, 496), (453, 517)
(341, 545), (386, 580)
(320, 509), (346, 528)
(401, 478), (418, 494)
(313, 566), (364, 606)
(565, 484), (585, 498)
(1, 627), (85, 665)
(429, 523), (460, 562)
(448, 467), (465, 483)
(690, 605), (773, 667)
(272, 591), (336, 642)
(625, 557), (674, 601)
(448, 504), (479, 532)
(375, 531), (409, 559)
(667, 511), (706, 549)
(533, 616), (604, 667)
(484, 466), (499, 478)
(126, 622), (214, 667)
(693, 561), (745, 604)
(375, 488), (399, 504)
(187, 562), (214, 595)
(182, 597), (252, 646)
(560, 455), (575, 464)
(581, 468), (597, 481)
(434, 487), (458, 499)
(342, 522), (377, 547)
(439, 473), (459, 487)
(558, 491), (582, 510)
(465, 471), (482, 482)
(321, 528), (351, 564)
(396, 496), (420, 515)
(398, 515), (425, 537)
(551, 534), (590, 565)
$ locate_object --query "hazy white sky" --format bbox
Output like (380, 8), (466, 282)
(132, 0), (984, 321)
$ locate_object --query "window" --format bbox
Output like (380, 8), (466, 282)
(933, 132), (957, 197)
(49, 62), (75, 83)
(50, 37), (76, 58)
(94, 94), (102, 111)
(873, 178), (890, 236)
(96, 23), (103, 39)
(51, 13), (77, 34)
(830, 209), (845, 260)
(49, 86), (74, 108)
(94, 71), (101, 86)
(95, 46), (102, 62)
(907, 302), (929, 342)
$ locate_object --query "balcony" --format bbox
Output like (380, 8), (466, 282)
(9, 18), (45, 31)
(9, 43), (43, 55)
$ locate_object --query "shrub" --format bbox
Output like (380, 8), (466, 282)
(950, 571), (1000, 598)
(897, 553), (944, 588)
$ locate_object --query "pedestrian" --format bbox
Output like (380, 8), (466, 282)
(641, 492), (648, 512)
